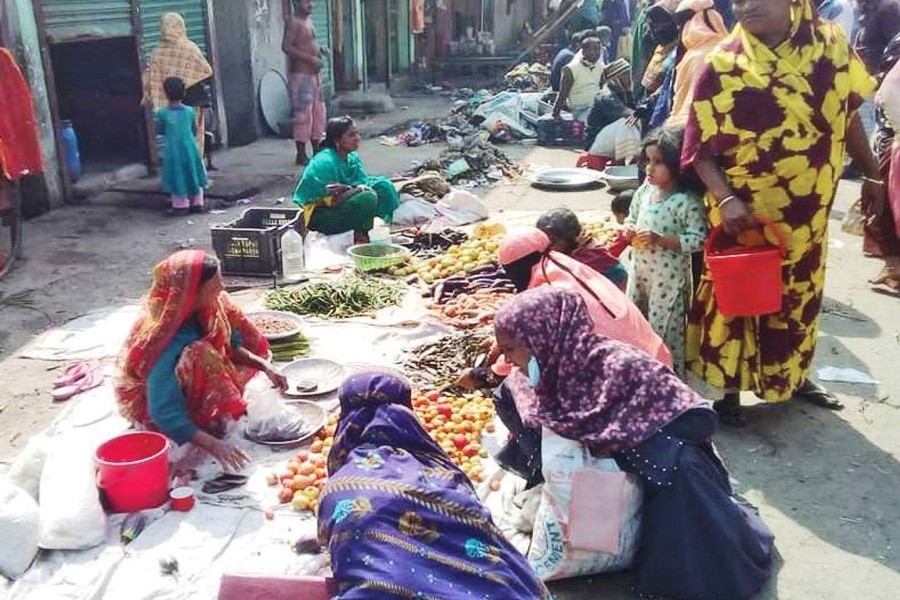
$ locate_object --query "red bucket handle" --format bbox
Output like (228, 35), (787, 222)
(705, 216), (787, 258)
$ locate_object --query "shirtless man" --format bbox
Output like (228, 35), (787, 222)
(283, 0), (328, 165)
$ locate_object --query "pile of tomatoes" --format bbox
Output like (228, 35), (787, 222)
(411, 389), (495, 483)
(268, 389), (497, 514)
(266, 413), (338, 514)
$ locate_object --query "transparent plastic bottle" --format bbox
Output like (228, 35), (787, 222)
(280, 228), (304, 281)
(369, 218), (391, 244)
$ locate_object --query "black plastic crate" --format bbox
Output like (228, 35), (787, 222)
(210, 207), (305, 277)
(536, 117), (585, 147)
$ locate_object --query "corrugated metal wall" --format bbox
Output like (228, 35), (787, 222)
(40, 0), (133, 43)
(138, 0), (208, 60)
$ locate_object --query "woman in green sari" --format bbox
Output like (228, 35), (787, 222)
(293, 116), (399, 243)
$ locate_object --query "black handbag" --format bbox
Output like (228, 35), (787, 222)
(184, 79), (212, 108)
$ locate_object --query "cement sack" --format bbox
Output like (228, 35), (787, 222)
(527, 428), (642, 581)
(0, 476), (40, 579)
(37, 430), (107, 550)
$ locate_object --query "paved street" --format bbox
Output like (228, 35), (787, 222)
(0, 99), (897, 598)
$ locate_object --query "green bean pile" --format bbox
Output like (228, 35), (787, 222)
(265, 276), (406, 319)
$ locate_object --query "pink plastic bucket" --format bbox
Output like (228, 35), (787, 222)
(95, 431), (171, 513)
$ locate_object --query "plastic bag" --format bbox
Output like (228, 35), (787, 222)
(304, 230), (354, 271)
(245, 382), (311, 443)
(6, 432), (50, 501)
(38, 430), (107, 550)
(527, 428), (642, 581)
(435, 189), (489, 226)
(393, 198), (440, 227)
(0, 475), (40, 579)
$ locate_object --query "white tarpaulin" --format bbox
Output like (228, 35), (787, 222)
(3, 296), (487, 599)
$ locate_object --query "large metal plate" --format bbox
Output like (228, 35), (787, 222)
(530, 167), (604, 190)
(247, 310), (304, 342)
(282, 358), (347, 398)
(259, 70), (291, 136)
(244, 400), (326, 448)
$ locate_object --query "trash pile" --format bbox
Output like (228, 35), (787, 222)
(379, 121), (444, 147)
(408, 134), (522, 187)
(504, 62), (552, 91)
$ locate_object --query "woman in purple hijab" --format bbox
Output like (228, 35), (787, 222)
(494, 287), (774, 600)
(317, 371), (550, 600)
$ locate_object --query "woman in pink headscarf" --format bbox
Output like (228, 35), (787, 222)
(498, 227), (672, 366)
(667, 0), (729, 127)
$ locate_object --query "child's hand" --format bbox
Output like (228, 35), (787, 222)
(634, 230), (660, 249)
(623, 227), (637, 240)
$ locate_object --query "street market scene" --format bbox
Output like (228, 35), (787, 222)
(0, 0), (898, 598)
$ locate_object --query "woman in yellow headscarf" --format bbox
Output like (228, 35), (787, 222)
(143, 12), (213, 156)
(682, 0), (885, 425)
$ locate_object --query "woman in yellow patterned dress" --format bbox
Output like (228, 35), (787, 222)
(682, 0), (887, 425)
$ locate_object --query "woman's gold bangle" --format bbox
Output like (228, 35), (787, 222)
(717, 195), (740, 209)
(862, 176), (885, 186)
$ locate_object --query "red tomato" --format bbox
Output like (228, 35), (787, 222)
(296, 450), (309, 462)
(426, 390), (441, 402)
(453, 434), (468, 450)
(278, 487), (294, 503)
(436, 404), (453, 418)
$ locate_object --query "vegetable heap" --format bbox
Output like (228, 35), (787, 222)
(265, 276), (405, 319)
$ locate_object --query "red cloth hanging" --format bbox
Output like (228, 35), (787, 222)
(0, 48), (42, 181)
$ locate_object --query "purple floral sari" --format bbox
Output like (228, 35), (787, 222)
(318, 372), (550, 599)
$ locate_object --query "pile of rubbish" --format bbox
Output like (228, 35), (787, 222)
(380, 121), (444, 148)
(409, 134), (522, 187)
(504, 62), (551, 91)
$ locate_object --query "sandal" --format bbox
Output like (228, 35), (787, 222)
(794, 380), (844, 410)
(51, 363), (103, 402)
(713, 398), (747, 428)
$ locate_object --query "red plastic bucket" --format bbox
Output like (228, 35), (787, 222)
(705, 218), (786, 317)
(95, 431), (171, 513)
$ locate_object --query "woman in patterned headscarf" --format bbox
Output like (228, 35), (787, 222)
(683, 0), (884, 425)
(318, 371), (550, 599)
(143, 12), (213, 156)
(114, 251), (284, 470)
(494, 287), (774, 600)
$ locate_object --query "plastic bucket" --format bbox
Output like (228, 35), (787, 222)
(705, 218), (786, 317)
(95, 431), (171, 513)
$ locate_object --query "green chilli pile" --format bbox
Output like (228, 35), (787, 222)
(265, 276), (406, 319)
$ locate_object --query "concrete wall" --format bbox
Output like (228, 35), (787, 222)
(210, 0), (289, 147)
(210, 0), (256, 146)
(1, 0), (65, 211)
(248, 0), (289, 135)
(492, 0), (533, 52)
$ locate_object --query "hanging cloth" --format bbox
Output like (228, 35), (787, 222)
(0, 48), (42, 181)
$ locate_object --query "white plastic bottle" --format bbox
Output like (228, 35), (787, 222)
(280, 228), (304, 281)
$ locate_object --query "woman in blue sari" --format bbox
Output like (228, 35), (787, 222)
(318, 372), (550, 600)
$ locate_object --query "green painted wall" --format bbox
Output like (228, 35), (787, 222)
(40, 0), (133, 42)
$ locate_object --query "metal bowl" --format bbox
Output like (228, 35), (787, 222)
(247, 310), (304, 341)
(601, 164), (640, 192)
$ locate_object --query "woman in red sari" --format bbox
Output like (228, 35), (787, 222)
(115, 250), (286, 469)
